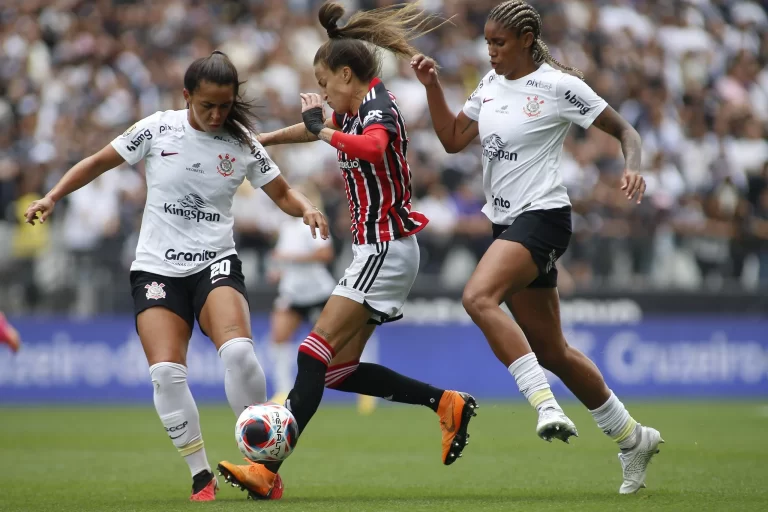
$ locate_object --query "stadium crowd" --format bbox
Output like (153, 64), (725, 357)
(1, 0), (768, 314)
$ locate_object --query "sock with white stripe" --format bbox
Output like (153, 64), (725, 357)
(508, 353), (561, 412)
(264, 333), (333, 474)
(590, 391), (639, 450)
(327, 361), (444, 412)
(149, 362), (210, 477)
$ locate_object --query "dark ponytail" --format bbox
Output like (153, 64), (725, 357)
(183, 51), (257, 148)
(315, 2), (449, 81)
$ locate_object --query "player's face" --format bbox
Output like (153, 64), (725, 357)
(314, 62), (353, 114)
(484, 20), (534, 78)
(184, 81), (234, 133)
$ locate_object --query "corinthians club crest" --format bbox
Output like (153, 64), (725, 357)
(145, 281), (166, 300)
(217, 153), (236, 177)
(523, 96), (545, 118)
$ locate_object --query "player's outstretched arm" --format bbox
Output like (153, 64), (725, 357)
(262, 175), (329, 240)
(411, 54), (479, 154)
(591, 106), (646, 204)
(258, 116), (337, 147)
(24, 144), (125, 225)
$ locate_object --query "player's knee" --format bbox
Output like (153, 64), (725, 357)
(462, 287), (494, 319)
(150, 361), (188, 392)
(219, 338), (264, 374)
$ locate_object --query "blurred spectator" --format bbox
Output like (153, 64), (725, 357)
(2, 0), (768, 314)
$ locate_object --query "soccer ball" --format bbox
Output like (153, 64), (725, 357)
(235, 402), (299, 463)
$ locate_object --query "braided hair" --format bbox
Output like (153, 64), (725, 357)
(488, 1), (584, 80)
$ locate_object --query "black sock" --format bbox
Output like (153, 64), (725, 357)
(264, 351), (327, 473)
(333, 363), (445, 412)
(192, 470), (213, 494)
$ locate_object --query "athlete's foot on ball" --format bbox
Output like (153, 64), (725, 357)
(217, 459), (283, 500)
(536, 407), (578, 443)
(190, 470), (218, 501)
(437, 390), (478, 465)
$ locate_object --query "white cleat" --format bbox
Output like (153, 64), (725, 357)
(536, 407), (578, 443)
(618, 425), (664, 494)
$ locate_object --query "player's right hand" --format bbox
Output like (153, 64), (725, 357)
(24, 196), (55, 225)
(411, 54), (438, 86)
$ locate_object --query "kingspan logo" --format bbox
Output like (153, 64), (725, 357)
(163, 193), (221, 222)
(482, 134), (518, 162)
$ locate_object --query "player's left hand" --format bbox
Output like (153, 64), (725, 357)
(303, 206), (329, 240)
(621, 170), (645, 204)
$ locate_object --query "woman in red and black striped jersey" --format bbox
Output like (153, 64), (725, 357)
(217, 2), (477, 498)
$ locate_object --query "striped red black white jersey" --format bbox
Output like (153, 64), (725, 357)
(332, 78), (429, 245)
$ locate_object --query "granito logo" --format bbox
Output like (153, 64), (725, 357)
(164, 248), (218, 264)
(525, 79), (552, 91)
(159, 124), (183, 134)
(163, 193), (221, 222)
(492, 194), (511, 210)
(481, 134), (518, 162)
(564, 90), (591, 115)
(252, 150), (272, 174)
(124, 128), (152, 151)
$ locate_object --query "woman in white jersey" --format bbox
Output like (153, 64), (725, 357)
(267, 183), (336, 404)
(24, 51), (327, 502)
(217, 3), (476, 500)
(411, 0), (662, 495)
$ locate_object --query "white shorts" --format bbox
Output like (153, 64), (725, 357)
(332, 236), (420, 324)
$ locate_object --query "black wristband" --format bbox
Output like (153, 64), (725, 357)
(302, 107), (325, 136)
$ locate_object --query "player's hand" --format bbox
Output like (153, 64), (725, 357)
(24, 196), (56, 225)
(621, 170), (646, 204)
(300, 93), (326, 136)
(410, 54), (438, 86)
(303, 206), (329, 240)
(300, 93), (326, 118)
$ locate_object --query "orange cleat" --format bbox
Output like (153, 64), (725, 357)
(190, 473), (218, 501)
(0, 313), (21, 353)
(437, 390), (477, 465)
(217, 459), (283, 500)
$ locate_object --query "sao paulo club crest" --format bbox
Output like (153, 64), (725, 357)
(217, 153), (236, 177)
(523, 96), (545, 118)
(145, 282), (166, 300)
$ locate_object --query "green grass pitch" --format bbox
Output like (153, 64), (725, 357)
(1, 402), (766, 511)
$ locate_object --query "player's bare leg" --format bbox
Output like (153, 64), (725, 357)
(507, 287), (664, 493)
(138, 308), (217, 501)
(463, 240), (576, 442)
(0, 312), (21, 353)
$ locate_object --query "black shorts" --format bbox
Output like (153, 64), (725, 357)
(275, 297), (327, 323)
(130, 255), (249, 335)
(492, 206), (572, 288)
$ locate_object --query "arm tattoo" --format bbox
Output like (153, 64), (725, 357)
(313, 327), (332, 340)
(317, 129), (334, 144)
(593, 108), (642, 171)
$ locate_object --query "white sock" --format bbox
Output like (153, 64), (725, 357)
(268, 341), (295, 396)
(508, 353), (561, 412)
(149, 362), (210, 476)
(590, 391), (639, 450)
(218, 338), (267, 415)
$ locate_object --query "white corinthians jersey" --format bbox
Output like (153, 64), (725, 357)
(463, 64), (607, 224)
(111, 110), (281, 276)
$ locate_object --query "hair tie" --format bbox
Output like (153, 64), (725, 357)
(327, 25), (341, 38)
(211, 50), (225, 56)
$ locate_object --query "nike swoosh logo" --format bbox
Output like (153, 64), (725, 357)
(161, 150), (178, 157)
(483, 98), (493, 103)
(169, 433), (185, 440)
(211, 277), (227, 284)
